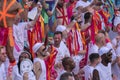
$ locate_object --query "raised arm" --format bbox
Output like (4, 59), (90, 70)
(33, 62), (42, 80)
(25, 6), (42, 29)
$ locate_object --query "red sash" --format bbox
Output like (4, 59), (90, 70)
(28, 16), (44, 58)
(67, 23), (86, 56)
(0, 27), (8, 46)
(98, 9), (110, 27)
(0, 27), (14, 47)
(45, 46), (58, 80)
(90, 11), (102, 44)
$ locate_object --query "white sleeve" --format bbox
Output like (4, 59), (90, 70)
(65, 48), (70, 57)
(112, 38), (117, 47)
(12, 67), (16, 80)
(3, 65), (6, 80)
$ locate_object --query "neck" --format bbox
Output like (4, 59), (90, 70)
(54, 44), (60, 48)
(96, 43), (103, 48)
(14, 21), (19, 25)
(65, 69), (72, 73)
(96, 43), (100, 48)
(37, 55), (44, 60)
(89, 63), (97, 67)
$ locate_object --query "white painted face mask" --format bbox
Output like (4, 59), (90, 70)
(20, 59), (33, 75)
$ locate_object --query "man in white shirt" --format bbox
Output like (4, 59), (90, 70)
(53, 31), (70, 74)
(83, 53), (100, 80)
(56, 57), (75, 80)
(33, 42), (49, 80)
(0, 46), (7, 80)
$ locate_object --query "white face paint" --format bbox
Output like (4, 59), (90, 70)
(20, 59), (33, 75)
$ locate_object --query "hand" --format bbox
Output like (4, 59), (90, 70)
(47, 45), (52, 53)
(37, 4), (42, 13)
(23, 72), (28, 80)
(48, 37), (54, 45)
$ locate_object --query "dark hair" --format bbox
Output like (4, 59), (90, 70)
(60, 72), (73, 80)
(0, 46), (4, 53)
(33, 0), (38, 3)
(89, 53), (100, 63)
(54, 31), (63, 38)
(62, 57), (75, 71)
(84, 12), (92, 23)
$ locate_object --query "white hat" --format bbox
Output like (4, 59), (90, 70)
(32, 43), (44, 53)
(114, 16), (120, 27)
(75, 0), (89, 9)
(56, 25), (66, 32)
(98, 46), (110, 56)
(37, 2), (41, 5)
(75, 1), (84, 9)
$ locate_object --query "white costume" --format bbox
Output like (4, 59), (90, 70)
(96, 46), (112, 80)
(83, 65), (95, 80)
(112, 38), (120, 48)
(96, 63), (112, 80)
(13, 22), (29, 61)
(68, 29), (85, 74)
(0, 63), (6, 80)
(34, 58), (46, 80)
(55, 41), (70, 64)
(12, 65), (36, 80)
(112, 63), (120, 80)
(54, 41), (70, 76)
(108, 30), (118, 40)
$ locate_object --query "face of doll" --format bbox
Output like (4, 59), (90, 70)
(20, 59), (33, 75)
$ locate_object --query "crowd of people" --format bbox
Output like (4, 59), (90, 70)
(0, 0), (120, 80)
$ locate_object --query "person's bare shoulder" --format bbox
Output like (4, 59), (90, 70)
(8, 1), (22, 13)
